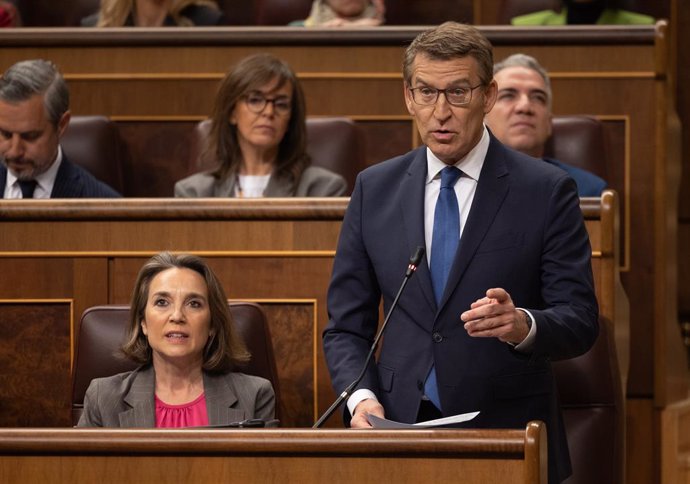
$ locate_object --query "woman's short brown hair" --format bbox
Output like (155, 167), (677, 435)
(121, 252), (250, 372)
(205, 53), (309, 182)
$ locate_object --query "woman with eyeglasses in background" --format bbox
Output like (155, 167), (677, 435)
(175, 53), (347, 198)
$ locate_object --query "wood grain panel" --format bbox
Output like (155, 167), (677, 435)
(0, 425), (546, 484)
(0, 302), (72, 427)
(0, 220), (342, 252)
(117, 121), (199, 197)
(626, 398), (655, 484)
(259, 303), (315, 427)
(0, 197), (620, 432)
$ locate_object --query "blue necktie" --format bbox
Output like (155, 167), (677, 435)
(425, 166), (461, 411)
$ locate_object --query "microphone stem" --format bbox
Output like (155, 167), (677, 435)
(312, 272), (413, 429)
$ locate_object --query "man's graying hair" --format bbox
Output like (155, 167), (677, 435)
(493, 53), (552, 106)
(0, 59), (69, 126)
(403, 22), (494, 87)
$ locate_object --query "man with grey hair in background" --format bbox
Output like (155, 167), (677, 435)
(485, 53), (606, 196)
(0, 59), (120, 198)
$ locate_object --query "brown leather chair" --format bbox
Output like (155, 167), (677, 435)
(216, 0), (259, 25)
(71, 302), (281, 426)
(192, 117), (363, 194)
(61, 115), (127, 195)
(305, 117), (363, 192)
(13, 0), (99, 26)
(254, 0), (311, 25)
(545, 115), (609, 181)
(385, 1), (472, 25)
(553, 315), (625, 484)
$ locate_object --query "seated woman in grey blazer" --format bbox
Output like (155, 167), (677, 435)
(78, 252), (275, 428)
(175, 53), (347, 198)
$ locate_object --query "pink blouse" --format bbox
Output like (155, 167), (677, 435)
(155, 392), (209, 428)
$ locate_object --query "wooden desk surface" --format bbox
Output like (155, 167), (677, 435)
(0, 423), (546, 484)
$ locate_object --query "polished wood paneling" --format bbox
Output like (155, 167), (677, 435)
(0, 302), (72, 427)
(0, 197), (620, 433)
(676, 0), (690, 338)
(0, 424), (547, 484)
(116, 121), (199, 197)
(627, 398), (655, 484)
(661, 398), (690, 484)
(259, 303), (316, 427)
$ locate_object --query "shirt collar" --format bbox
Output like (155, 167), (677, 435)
(426, 125), (489, 184)
(6, 145), (62, 197)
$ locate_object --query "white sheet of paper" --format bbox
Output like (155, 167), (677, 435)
(366, 411), (480, 429)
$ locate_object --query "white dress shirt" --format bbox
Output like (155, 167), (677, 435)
(3, 146), (63, 199)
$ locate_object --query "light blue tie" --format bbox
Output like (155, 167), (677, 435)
(425, 166), (461, 411)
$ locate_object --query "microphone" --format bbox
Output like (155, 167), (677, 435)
(202, 418), (280, 429)
(313, 246), (425, 428)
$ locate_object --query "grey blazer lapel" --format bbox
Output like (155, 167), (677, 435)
(215, 173), (237, 197)
(203, 372), (246, 426)
(220, 172), (295, 197)
(120, 366), (156, 427)
(263, 172), (295, 197)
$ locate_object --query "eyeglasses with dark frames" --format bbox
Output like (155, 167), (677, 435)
(244, 92), (292, 115)
(408, 84), (484, 107)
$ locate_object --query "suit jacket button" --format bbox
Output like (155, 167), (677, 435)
(432, 332), (443, 343)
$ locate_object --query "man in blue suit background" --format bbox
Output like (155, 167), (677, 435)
(323, 22), (598, 484)
(0, 59), (120, 198)
(485, 53), (607, 197)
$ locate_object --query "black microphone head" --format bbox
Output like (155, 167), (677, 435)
(409, 246), (425, 267)
(405, 246), (425, 277)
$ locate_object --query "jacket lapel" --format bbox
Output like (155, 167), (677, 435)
(263, 172), (295, 197)
(438, 135), (510, 310)
(0, 166), (7, 196)
(221, 172), (295, 197)
(215, 173), (237, 197)
(204, 372), (246, 426)
(399, 147), (436, 314)
(119, 366), (156, 427)
(49, 155), (79, 198)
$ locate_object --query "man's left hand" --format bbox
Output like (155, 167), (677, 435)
(461, 288), (530, 344)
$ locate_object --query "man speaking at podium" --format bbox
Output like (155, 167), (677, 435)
(323, 22), (598, 484)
